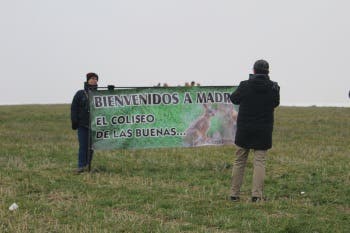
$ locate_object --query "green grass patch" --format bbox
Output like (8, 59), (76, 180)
(0, 105), (349, 232)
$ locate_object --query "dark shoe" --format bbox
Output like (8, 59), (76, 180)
(252, 197), (261, 202)
(230, 196), (240, 202)
(252, 197), (267, 202)
(74, 167), (85, 174)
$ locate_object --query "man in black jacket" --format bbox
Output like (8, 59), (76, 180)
(229, 60), (280, 202)
(71, 73), (98, 173)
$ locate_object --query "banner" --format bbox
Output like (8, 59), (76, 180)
(89, 86), (238, 150)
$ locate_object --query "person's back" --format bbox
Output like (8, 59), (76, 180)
(230, 61), (279, 150)
(229, 60), (280, 202)
(237, 75), (276, 122)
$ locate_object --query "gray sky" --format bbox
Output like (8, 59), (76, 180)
(1, 0), (349, 106)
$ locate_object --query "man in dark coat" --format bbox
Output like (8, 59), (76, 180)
(71, 72), (98, 173)
(229, 60), (280, 202)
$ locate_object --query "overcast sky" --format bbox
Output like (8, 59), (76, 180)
(0, 0), (349, 106)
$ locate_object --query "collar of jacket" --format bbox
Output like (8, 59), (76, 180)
(249, 74), (270, 80)
(84, 82), (98, 91)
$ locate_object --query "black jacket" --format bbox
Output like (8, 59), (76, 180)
(230, 74), (280, 150)
(70, 83), (97, 130)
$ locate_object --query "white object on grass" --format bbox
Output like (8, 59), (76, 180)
(9, 203), (19, 211)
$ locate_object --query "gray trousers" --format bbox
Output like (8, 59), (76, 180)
(230, 147), (267, 198)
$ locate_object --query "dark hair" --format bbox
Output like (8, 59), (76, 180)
(253, 60), (269, 74)
(86, 72), (99, 81)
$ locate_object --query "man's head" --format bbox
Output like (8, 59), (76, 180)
(86, 72), (98, 85)
(253, 60), (269, 75)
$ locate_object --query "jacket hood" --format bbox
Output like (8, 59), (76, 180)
(248, 74), (271, 93)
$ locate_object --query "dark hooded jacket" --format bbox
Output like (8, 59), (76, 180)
(230, 74), (280, 150)
(71, 83), (97, 130)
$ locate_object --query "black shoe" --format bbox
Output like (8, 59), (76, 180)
(252, 197), (267, 202)
(251, 197), (261, 202)
(74, 167), (85, 174)
(230, 196), (240, 202)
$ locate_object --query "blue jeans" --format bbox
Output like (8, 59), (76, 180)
(77, 127), (93, 168)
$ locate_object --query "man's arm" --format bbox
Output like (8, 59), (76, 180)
(70, 92), (80, 130)
(272, 82), (280, 108)
(230, 82), (245, 105)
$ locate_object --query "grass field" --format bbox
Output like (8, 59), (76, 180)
(0, 105), (349, 233)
